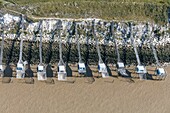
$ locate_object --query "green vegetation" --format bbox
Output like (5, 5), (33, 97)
(1, 0), (170, 23)
(0, 0), (4, 8)
(4, 0), (170, 5)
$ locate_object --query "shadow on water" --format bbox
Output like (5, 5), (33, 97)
(65, 41), (73, 77)
(66, 63), (72, 77)
(25, 66), (34, 84)
(146, 73), (153, 80)
(3, 15), (23, 79)
(84, 40), (95, 83)
(25, 41), (34, 78)
(106, 64), (113, 77)
(4, 52), (13, 79)
(25, 65), (34, 78)
(123, 45), (127, 65)
(39, 40), (54, 84)
(45, 37), (54, 78)
(102, 44), (106, 63)
(3, 65), (12, 83)
(22, 40), (34, 84)
(46, 41), (53, 64)
(126, 69), (132, 78)
(139, 46), (144, 64)
(44, 39), (55, 84)
(46, 65), (53, 78)
(45, 65), (55, 84)
(85, 65), (93, 77)
(102, 44), (114, 77)
(66, 42), (72, 63)
(3, 38), (17, 78)
(27, 41), (33, 64)
(118, 69), (135, 83)
(3, 65), (12, 77)
(85, 44), (89, 65)
(84, 65), (95, 84)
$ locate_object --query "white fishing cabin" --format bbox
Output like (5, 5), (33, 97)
(58, 65), (67, 80)
(78, 63), (86, 74)
(37, 65), (47, 80)
(98, 63), (109, 78)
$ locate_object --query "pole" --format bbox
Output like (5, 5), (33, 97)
(130, 23), (141, 65)
(92, 20), (103, 63)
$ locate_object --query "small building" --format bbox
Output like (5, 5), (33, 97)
(98, 63), (109, 78)
(136, 65), (147, 74)
(0, 64), (4, 77)
(155, 68), (166, 76)
(116, 62), (129, 77)
(58, 65), (67, 81)
(136, 65), (147, 80)
(37, 65), (47, 80)
(16, 63), (25, 79)
(117, 62), (125, 69)
(78, 63), (86, 74)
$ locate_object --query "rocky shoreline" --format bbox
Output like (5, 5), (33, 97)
(0, 14), (170, 66)
(2, 39), (170, 65)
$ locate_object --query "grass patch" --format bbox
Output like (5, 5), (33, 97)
(1, 0), (170, 23)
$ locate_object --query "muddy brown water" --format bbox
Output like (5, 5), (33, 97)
(0, 65), (169, 113)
